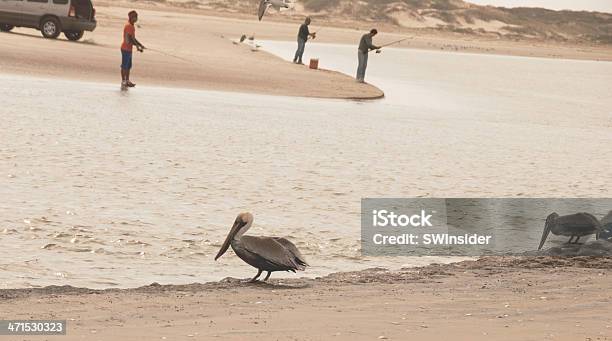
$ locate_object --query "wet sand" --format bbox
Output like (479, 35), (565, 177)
(0, 6), (383, 100)
(1, 257), (610, 340)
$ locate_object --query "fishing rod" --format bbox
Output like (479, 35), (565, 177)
(374, 37), (412, 54)
(379, 37), (411, 49)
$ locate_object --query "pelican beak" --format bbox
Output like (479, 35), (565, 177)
(215, 219), (243, 261)
(538, 214), (554, 250)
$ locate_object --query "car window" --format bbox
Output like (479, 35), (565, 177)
(53, 0), (69, 3)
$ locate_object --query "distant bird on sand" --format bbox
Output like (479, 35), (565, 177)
(258, 0), (290, 21)
(215, 213), (308, 282)
(538, 212), (602, 250)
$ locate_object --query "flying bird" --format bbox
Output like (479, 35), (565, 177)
(538, 212), (602, 250)
(215, 213), (309, 282)
(258, 0), (290, 21)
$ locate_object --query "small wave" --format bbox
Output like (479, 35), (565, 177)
(92, 248), (113, 255)
(77, 248), (97, 253)
(41, 243), (59, 250)
(91, 280), (119, 286)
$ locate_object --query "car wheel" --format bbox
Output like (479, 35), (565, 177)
(0, 24), (14, 32)
(40, 17), (61, 39)
(64, 30), (84, 41)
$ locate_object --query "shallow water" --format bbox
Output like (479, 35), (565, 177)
(1, 44), (611, 289)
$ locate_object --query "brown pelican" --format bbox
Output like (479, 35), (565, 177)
(258, 0), (290, 21)
(538, 212), (602, 250)
(215, 213), (308, 282)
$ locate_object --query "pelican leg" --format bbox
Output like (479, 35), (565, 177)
(249, 269), (263, 283)
(263, 271), (272, 282)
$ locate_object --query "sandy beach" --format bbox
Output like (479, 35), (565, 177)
(1, 257), (610, 341)
(0, 5), (384, 99)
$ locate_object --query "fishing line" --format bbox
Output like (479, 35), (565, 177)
(379, 37), (412, 48)
(144, 47), (202, 66)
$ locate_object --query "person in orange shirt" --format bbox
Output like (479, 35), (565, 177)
(121, 10), (146, 89)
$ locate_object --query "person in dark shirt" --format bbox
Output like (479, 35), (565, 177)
(356, 29), (381, 83)
(293, 17), (316, 64)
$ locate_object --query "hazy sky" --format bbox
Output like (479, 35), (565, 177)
(467, 0), (612, 13)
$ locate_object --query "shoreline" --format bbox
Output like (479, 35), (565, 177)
(1, 256), (610, 297)
(1, 257), (610, 340)
(0, 68), (386, 102)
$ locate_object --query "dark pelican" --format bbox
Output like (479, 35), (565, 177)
(538, 212), (602, 250)
(215, 213), (308, 282)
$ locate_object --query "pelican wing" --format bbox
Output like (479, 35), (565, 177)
(273, 237), (309, 267)
(557, 212), (601, 231)
(257, 0), (269, 21)
(240, 236), (307, 271)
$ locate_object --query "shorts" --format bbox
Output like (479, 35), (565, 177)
(121, 49), (133, 70)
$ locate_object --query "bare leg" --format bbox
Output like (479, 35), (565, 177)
(574, 236), (581, 244)
(263, 271), (272, 282)
(568, 236), (575, 244)
(249, 269), (263, 283)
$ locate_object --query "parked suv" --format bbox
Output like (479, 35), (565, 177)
(0, 0), (96, 41)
